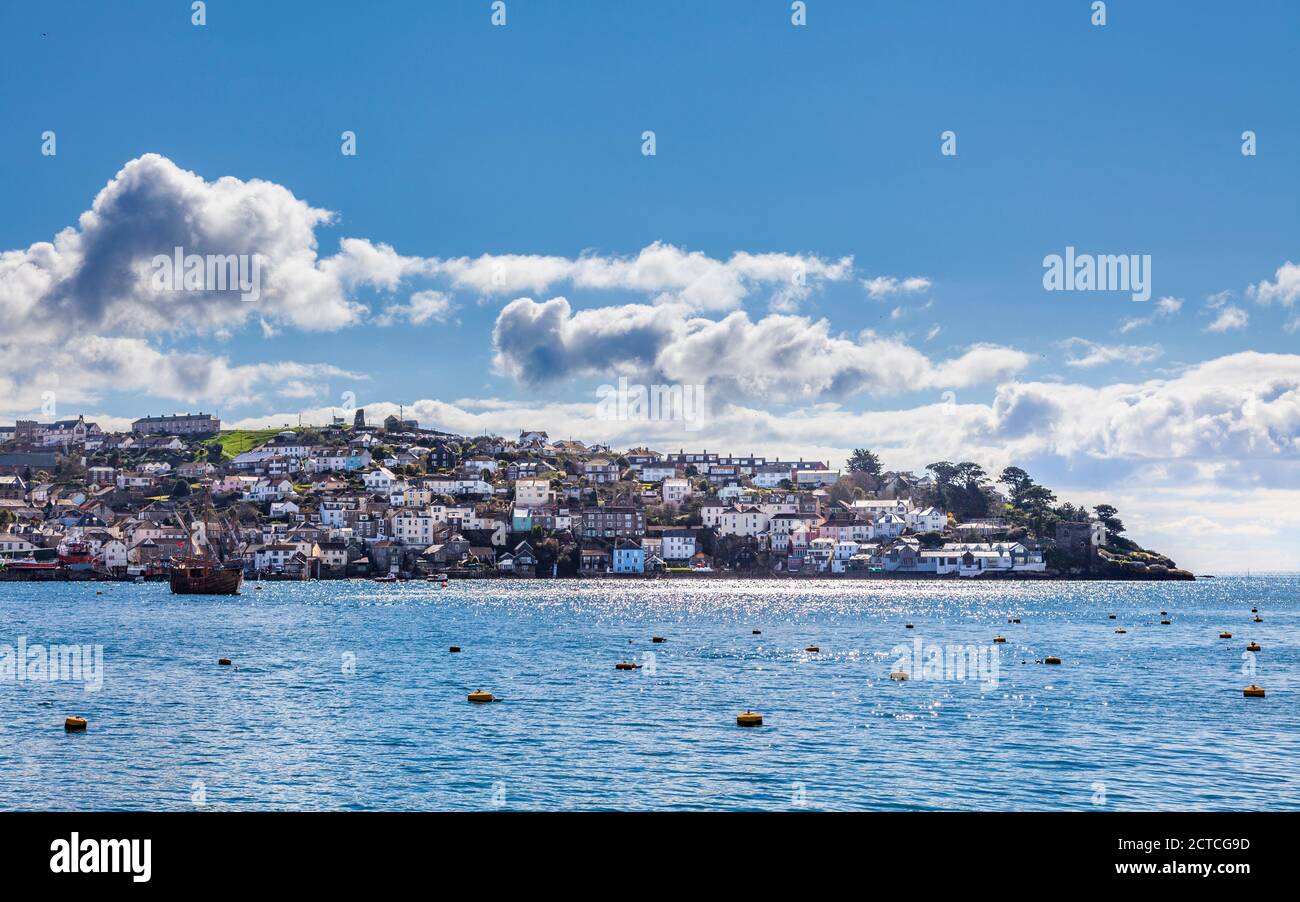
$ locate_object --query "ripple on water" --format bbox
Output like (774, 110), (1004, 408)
(0, 577), (1297, 810)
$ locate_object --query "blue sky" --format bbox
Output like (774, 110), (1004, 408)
(2, 0), (1299, 569)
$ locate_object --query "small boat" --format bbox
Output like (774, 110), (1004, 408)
(7, 557), (58, 571)
(427, 573), (449, 586)
(374, 575), (399, 583)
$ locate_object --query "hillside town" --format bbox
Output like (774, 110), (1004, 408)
(0, 410), (1193, 582)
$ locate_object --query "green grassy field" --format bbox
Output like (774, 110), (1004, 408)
(202, 428), (284, 459)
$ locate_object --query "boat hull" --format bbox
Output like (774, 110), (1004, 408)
(169, 564), (244, 595)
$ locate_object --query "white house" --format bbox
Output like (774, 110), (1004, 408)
(718, 505), (770, 537)
(795, 469), (840, 488)
(0, 533), (37, 559)
(250, 479), (294, 502)
(661, 529), (697, 562)
(514, 478), (553, 508)
(393, 511), (437, 546)
(363, 467), (397, 492)
(906, 506), (947, 533)
(874, 512), (906, 539)
(662, 477), (692, 506)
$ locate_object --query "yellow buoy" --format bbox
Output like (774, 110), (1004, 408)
(64, 716), (87, 732)
(218, 658), (231, 666)
(1115, 628), (1127, 634)
(652, 636), (666, 643)
(614, 661), (640, 670)
(1044, 656), (1062, 665)
(737, 711), (763, 727)
(449, 646), (461, 653)
(1243, 685), (1265, 698)
(1246, 642), (1261, 652)
(890, 671), (909, 681)
(468, 690), (494, 703)
(993, 635), (1006, 643)
(1219, 632), (1232, 639)
(805, 645), (820, 653)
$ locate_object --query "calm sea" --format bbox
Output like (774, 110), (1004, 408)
(1, 577), (1296, 811)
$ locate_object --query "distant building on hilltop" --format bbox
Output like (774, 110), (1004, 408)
(131, 412), (220, 436)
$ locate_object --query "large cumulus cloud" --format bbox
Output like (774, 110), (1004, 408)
(490, 296), (1031, 398)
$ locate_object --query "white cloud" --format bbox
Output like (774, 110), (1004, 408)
(1119, 295), (1183, 333)
(1247, 260), (1300, 307)
(1205, 306), (1249, 333)
(1061, 338), (1162, 369)
(490, 297), (1030, 398)
(434, 241), (854, 312)
(862, 276), (932, 299)
(376, 290), (456, 326)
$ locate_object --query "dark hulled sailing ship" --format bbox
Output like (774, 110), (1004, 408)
(169, 497), (245, 595)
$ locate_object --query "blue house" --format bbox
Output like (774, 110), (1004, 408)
(612, 538), (644, 574)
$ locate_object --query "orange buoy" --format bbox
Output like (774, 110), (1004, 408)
(1246, 642), (1261, 652)
(737, 710), (763, 727)
(1219, 632), (1232, 639)
(1044, 656), (1061, 665)
(64, 716), (87, 732)
(468, 690), (494, 703)
(449, 646), (461, 653)
(805, 645), (820, 653)
(615, 661), (640, 671)
(218, 658), (231, 666)
(1243, 685), (1265, 698)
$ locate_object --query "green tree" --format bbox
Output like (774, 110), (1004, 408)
(998, 466), (1034, 504)
(1020, 484), (1057, 537)
(1094, 504), (1125, 535)
(847, 449), (883, 479)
